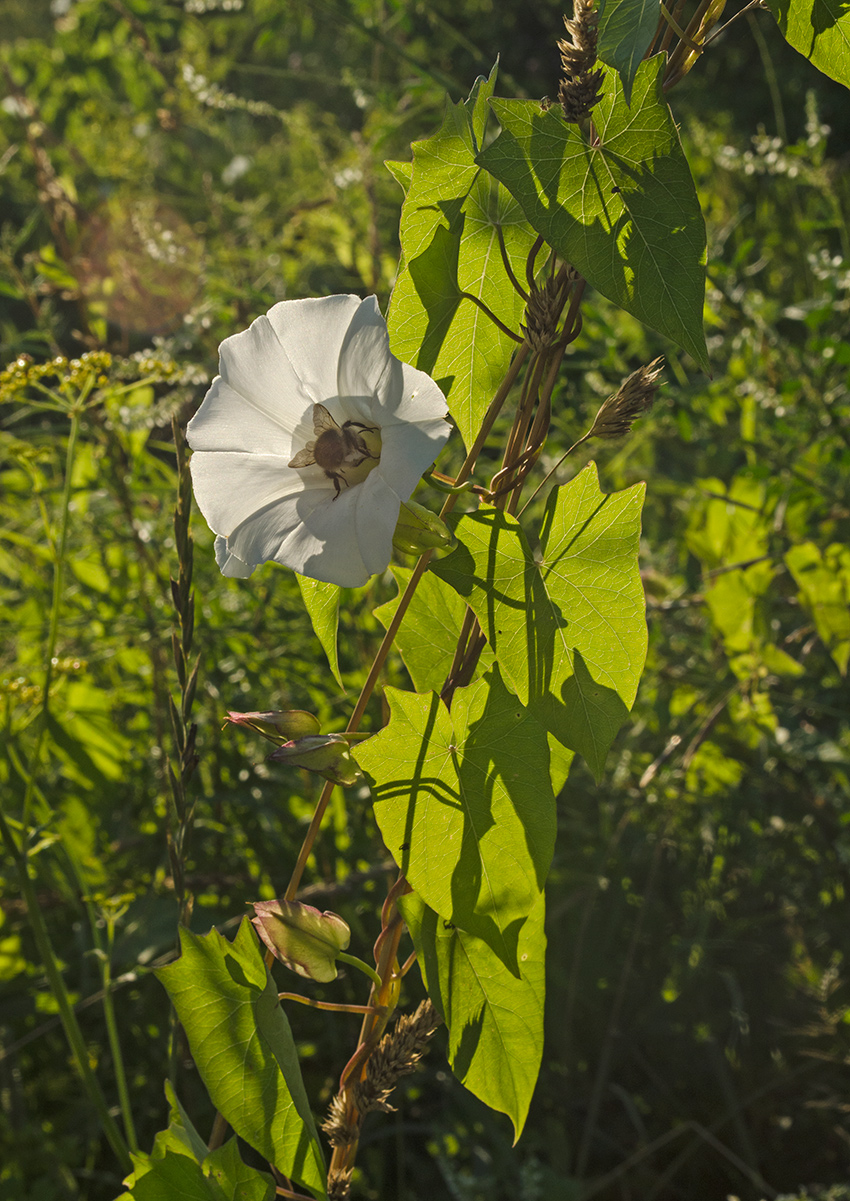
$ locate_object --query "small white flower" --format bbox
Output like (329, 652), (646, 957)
(187, 294), (451, 587)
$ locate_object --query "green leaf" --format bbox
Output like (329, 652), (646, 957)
(478, 57), (709, 371)
(385, 159), (413, 193)
(297, 575), (343, 689)
(121, 1085), (275, 1201)
(204, 1140), (276, 1201)
(766, 0), (850, 88)
(597, 0), (662, 104)
(401, 890), (545, 1142)
(357, 669), (555, 966)
(431, 463), (646, 780)
(373, 566), (494, 694)
(388, 65), (537, 450)
(785, 542), (850, 675)
(156, 919), (326, 1197)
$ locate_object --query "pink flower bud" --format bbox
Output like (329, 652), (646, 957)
(251, 899), (350, 982)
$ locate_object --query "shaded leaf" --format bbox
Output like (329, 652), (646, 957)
(478, 57), (709, 371)
(401, 890), (545, 1142)
(432, 463), (646, 779)
(597, 0), (662, 104)
(357, 669), (555, 967)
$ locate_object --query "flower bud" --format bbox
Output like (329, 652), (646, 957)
(251, 899), (350, 982)
(223, 710), (321, 745)
(392, 500), (454, 557)
(267, 733), (361, 786)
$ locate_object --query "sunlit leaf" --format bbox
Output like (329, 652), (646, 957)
(156, 919), (326, 1196)
(373, 565), (494, 694)
(388, 64), (536, 450)
(401, 890), (545, 1141)
(478, 57), (709, 371)
(432, 463), (646, 779)
(297, 575), (343, 689)
(358, 669), (555, 966)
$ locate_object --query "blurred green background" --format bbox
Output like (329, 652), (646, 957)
(1, 1), (849, 1199)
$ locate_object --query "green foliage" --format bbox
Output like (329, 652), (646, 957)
(402, 891), (546, 1141)
(157, 920), (326, 1195)
(432, 465), (647, 779)
(1, 0), (849, 1199)
(479, 59), (709, 371)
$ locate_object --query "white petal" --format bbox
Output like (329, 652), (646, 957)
(215, 536), (254, 577)
(384, 363), (451, 427)
(377, 420), (449, 499)
(266, 295), (363, 403)
(190, 451), (315, 538)
(217, 313), (314, 430)
(278, 471), (399, 586)
(337, 296), (396, 401)
(187, 377), (297, 456)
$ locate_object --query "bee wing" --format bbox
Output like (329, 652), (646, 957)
(312, 403), (340, 436)
(288, 444), (317, 468)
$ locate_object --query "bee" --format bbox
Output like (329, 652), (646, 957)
(288, 403), (380, 498)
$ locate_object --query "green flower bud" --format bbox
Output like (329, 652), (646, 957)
(392, 500), (454, 557)
(267, 733), (361, 786)
(251, 899), (350, 982)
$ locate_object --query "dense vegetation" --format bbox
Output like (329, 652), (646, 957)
(1, 1), (849, 1199)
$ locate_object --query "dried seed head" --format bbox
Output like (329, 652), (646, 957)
(558, 0), (599, 76)
(321, 1093), (359, 1148)
(352, 999), (442, 1117)
(557, 0), (605, 122)
(588, 358), (664, 440)
(327, 1166), (354, 1201)
(559, 68), (606, 122)
(522, 277), (563, 351)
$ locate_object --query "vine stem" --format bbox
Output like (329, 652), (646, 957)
(282, 342), (531, 903)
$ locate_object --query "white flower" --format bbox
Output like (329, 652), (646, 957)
(187, 294), (451, 587)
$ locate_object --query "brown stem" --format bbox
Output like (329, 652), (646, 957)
(459, 291), (523, 343)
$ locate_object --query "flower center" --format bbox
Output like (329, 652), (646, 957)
(288, 406), (382, 498)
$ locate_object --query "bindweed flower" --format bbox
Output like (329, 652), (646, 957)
(251, 899), (350, 982)
(187, 295), (451, 587)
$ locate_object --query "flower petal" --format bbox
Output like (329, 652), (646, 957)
(214, 535), (254, 578)
(187, 377), (298, 456)
(277, 473), (398, 587)
(191, 452), (312, 538)
(266, 295), (363, 403)
(337, 295), (397, 401)
(217, 313), (314, 431)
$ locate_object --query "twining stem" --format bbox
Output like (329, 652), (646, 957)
(278, 994), (383, 1016)
(282, 343), (531, 903)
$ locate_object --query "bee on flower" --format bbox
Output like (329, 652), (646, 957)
(187, 294), (451, 588)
